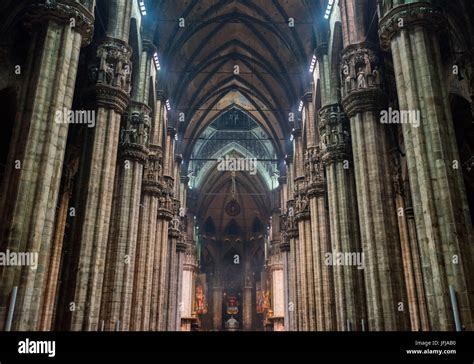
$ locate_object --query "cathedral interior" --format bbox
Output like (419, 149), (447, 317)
(0, 0), (473, 333)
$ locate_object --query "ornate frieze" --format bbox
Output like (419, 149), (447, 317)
(86, 37), (132, 113)
(319, 104), (351, 164)
(341, 42), (386, 117)
(379, 2), (445, 50)
(24, 0), (95, 46)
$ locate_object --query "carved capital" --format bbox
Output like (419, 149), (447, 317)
(24, 0), (95, 46)
(303, 147), (326, 197)
(119, 143), (148, 164)
(168, 227), (180, 239)
(319, 104), (351, 164)
(340, 42), (384, 105)
(293, 184), (310, 222)
(342, 88), (387, 118)
(85, 37), (132, 112)
(120, 102), (152, 150)
(379, 2), (445, 50)
(142, 180), (161, 197)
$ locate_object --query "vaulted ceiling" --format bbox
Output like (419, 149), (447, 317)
(148, 0), (319, 231)
(151, 0), (318, 158)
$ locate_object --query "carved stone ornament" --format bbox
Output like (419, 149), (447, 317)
(86, 37), (133, 113)
(24, 0), (95, 46)
(379, 2), (445, 51)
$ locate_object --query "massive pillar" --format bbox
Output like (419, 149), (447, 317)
(303, 92), (336, 331)
(180, 245), (197, 331)
(101, 33), (156, 331)
(131, 152), (162, 331)
(212, 285), (223, 330)
(292, 128), (310, 331)
(379, 1), (474, 330)
(0, 0), (94, 330)
(153, 126), (176, 330)
(39, 163), (76, 331)
(63, 0), (133, 330)
(340, 41), (408, 330)
(320, 103), (366, 331)
(173, 176), (190, 331)
(269, 250), (285, 331)
(134, 89), (165, 331)
(242, 279), (252, 331)
(100, 103), (149, 331)
(285, 158), (299, 331)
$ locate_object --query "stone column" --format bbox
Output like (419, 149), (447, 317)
(270, 251), (285, 331)
(100, 103), (149, 331)
(340, 42), (409, 330)
(154, 125), (177, 330)
(379, 1), (474, 330)
(153, 187), (173, 330)
(167, 223), (180, 331)
(242, 284), (252, 331)
(212, 286), (223, 330)
(131, 153), (162, 331)
(285, 159), (299, 330)
(67, 35), (132, 331)
(38, 163), (76, 331)
(131, 85), (165, 330)
(180, 247), (197, 331)
(102, 34), (156, 330)
(175, 238), (187, 331)
(303, 92), (336, 331)
(0, 0), (94, 331)
(320, 103), (366, 331)
(292, 127), (310, 331)
(391, 158), (427, 331)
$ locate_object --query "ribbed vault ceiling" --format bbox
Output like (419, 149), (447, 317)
(152, 0), (317, 157)
(148, 0), (318, 228)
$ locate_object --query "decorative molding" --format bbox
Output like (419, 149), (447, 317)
(342, 88), (387, 118)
